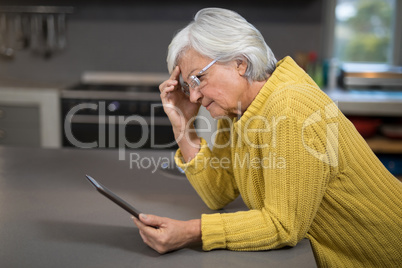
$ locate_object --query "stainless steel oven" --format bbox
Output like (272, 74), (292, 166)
(61, 72), (177, 150)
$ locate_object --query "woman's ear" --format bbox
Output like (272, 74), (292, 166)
(236, 59), (248, 76)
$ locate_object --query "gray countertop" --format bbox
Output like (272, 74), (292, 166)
(0, 146), (316, 267)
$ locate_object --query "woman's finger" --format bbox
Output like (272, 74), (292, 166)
(170, 65), (181, 80)
(139, 214), (164, 227)
(159, 81), (179, 98)
(159, 66), (180, 93)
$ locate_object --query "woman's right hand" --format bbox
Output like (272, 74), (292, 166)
(159, 66), (201, 139)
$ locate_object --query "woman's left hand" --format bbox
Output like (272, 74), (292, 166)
(132, 214), (202, 254)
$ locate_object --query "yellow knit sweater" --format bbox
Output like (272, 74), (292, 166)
(175, 56), (402, 267)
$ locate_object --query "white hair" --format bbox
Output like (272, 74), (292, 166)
(167, 8), (277, 82)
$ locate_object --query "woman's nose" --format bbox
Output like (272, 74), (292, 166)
(189, 89), (203, 104)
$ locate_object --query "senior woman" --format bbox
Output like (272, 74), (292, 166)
(133, 8), (402, 267)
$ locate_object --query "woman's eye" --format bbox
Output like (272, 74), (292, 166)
(197, 75), (205, 82)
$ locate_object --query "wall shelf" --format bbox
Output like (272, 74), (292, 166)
(365, 137), (402, 154)
(325, 88), (402, 117)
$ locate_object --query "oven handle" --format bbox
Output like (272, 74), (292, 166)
(66, 115), (172, 126)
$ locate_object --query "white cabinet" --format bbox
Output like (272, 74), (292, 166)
(0, 105), (40, 146)
(0, 87), (61, 148)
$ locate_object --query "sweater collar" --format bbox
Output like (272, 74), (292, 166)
(233, 56), (305, 130)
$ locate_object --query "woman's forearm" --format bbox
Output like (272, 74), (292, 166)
(175, 124), (202, 163)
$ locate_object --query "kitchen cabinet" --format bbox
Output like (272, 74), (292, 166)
(0, 104), (40, 146)
(0, 86), (61, 148)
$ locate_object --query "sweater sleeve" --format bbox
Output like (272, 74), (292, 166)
(175, 118), (240, 210)
(200, 88), (337, 251)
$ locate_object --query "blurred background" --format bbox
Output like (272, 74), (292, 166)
(0, 0), (401, 177)
(0, 0), (329, 85)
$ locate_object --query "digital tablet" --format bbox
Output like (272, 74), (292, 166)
(85, 175), (141, 219)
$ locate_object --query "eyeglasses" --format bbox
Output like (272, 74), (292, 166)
(180, 58), (219, 96)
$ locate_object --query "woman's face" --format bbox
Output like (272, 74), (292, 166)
(178, 49), (255, 118)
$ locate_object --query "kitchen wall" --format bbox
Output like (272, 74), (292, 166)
(0, 0), (323, 86)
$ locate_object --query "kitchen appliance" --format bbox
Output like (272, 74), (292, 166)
(340, 63), (402, 90)
(61, 72), (177, 150)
